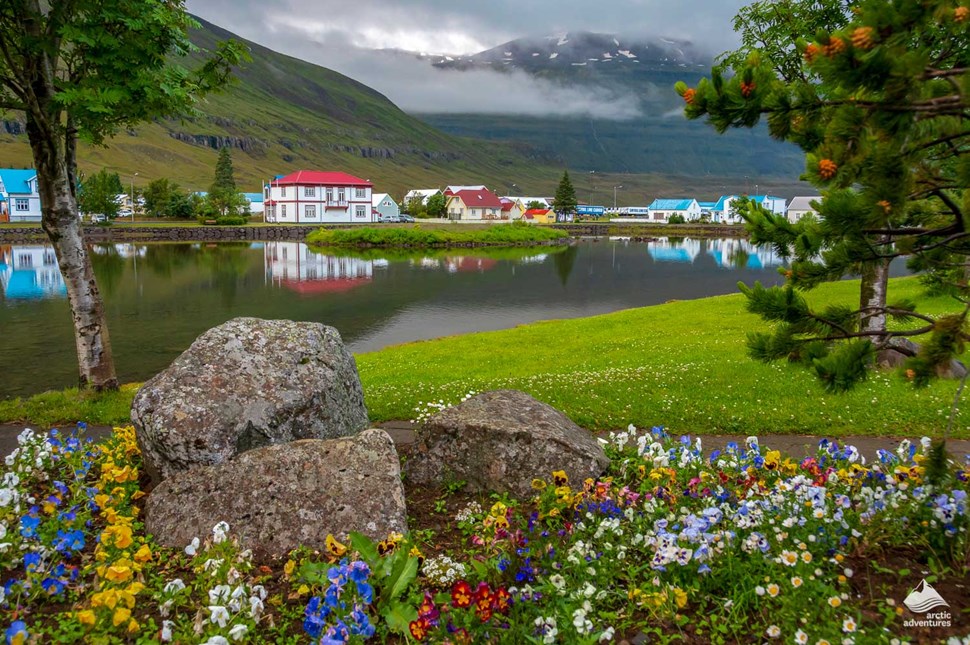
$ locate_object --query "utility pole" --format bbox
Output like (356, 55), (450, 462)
(613, 185), (623, 211)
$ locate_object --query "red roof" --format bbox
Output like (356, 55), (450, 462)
(272, 171), (372, 187)
(450, 189), (503, 209)
(282, 277), (372, 295)
(524, 209), (553, 217)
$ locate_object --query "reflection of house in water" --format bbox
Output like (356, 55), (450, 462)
(264, 242), (374, 295)
(517, 254), (548, 264)
(0, 245), (66, 300)
(707, 238), (785, 269)
(647, 238), (702, 264)
(91, 244), (146, 258)
(445, 257), (498, 273)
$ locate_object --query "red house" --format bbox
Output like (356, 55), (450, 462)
(265, 170), (374, 224)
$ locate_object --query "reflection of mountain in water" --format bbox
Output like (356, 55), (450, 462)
(646, 238), (786, 269)
(0, 244), (66, 300)
(264, 242), (374, 295)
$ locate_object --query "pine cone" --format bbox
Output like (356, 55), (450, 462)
(823, 38), (847, 57)
(818, 159), (838, 179)
(851, 27), (875, 50)
(740, 81), (756, 98)
(683, 88), (696, 105)
(956, 6), (969, 22)
(804, 44), (820, 63)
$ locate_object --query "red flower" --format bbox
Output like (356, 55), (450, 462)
(409, 618), (430, 641)
(419, 592), (439, 622)
(451, 581), (473, 609)
(474, 582), (493, 611)
(476, 604), (493, 623)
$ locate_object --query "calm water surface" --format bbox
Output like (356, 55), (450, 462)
(0, 238), (790, 397)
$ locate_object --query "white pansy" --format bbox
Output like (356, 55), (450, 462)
(208, 605), (230, 628)
(184, 537), (200, 557)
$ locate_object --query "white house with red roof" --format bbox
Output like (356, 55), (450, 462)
(445, 188), (505, 221)
(264, 170), (374, 224)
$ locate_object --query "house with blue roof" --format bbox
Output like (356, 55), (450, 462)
(647, 198), (701, 223)
(0, 169), (42, 223)
(242, 192), (264, 216)
(712, 195), (787, 224)
(0, 245), (66, 300)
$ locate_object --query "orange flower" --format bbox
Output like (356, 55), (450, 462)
(804, 43), (820, 63)
(851, 26), (875, 50)
(818, 159), (838, 179)
(408, 618), (429, 641)
(740, 81), (756, 98)
(683, 88), (697, 105)
(956, 6), (969, 22)
(494, 587), (512, 613)
(877, 200), (891, 214)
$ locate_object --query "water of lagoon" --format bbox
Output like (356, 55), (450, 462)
(1, 237), (803, 397)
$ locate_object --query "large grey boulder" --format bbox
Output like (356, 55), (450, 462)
(132, 317), (368, 482)
(145, 430), (406, 555)
(406, 390), (609, 498)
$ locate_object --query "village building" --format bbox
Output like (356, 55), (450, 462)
(264, 171), (374, 224)
(787, 196), (822, 222)
(445, 188), (504, 221)
(0, 169), (42, 223)
(522, 208), (556, 224)
(372, 193), (400, 219)
(500, 197), (525, 220)
(647, 198), (701, 223)
(402, 188), (440, 210)
(712, 195), (786, 224)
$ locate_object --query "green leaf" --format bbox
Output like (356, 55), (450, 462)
(348, 532), (379, 565)
(381, 600), (418, 635)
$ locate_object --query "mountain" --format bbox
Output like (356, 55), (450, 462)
(0, 18), (558, 197)
(416, 32), (804, 178)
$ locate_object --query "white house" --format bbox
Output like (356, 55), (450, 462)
(787, 196), (822, 222)
(647, 198), (701, 222)
(0, 169), (42, 223)
(242, 192), (265, 216)
(445, 188), (504, 221)
(647, 237), (702, 263)
(264, 170), (374, 224)
(712, 195), (787, 224)
(372, 193), (400, 219)
(500, 197), (525, 221)
(402, 189), (440, 209)
(0, 244), (65, 299)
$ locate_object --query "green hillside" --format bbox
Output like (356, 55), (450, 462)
(0, 18), (559, 197)
(0, 20), (807, 202)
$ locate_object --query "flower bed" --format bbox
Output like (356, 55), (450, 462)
(1, 423), (968, 643)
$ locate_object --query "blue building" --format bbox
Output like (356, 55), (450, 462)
(576, 205), (606, 217)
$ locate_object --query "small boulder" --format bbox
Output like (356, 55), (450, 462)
(406, 390), (609, 497)
(132, 317), (369, 482)
(145, 429), (407, 555)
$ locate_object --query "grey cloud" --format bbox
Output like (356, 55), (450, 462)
(186, 0), (746, 118)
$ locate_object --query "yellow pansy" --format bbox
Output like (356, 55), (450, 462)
(76, 610), (96, 626)
(133, 544), (152, 563)
(112, 607), (131, 627)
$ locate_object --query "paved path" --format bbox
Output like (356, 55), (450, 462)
(3, 421), (968, 462)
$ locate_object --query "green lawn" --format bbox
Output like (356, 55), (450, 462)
(2, 276), (967, 437)
(306, 223), (566, 247)
(357, 276), (970, 438)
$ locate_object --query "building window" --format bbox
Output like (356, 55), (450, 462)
(326, 188), (334, 202)
(305, 205), (316, 218)
(355, 205), (367, 218)
(281, 186), (287, 197)
(15, 199), (29, 212)
(355, 188), (366, 199)
(337, 188), (345, 203)
(17, 254), (32, 268)
(304, 187), (315, 198)
(281, 204), (287, 218)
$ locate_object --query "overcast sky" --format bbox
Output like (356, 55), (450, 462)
(185, 0), (749, 118)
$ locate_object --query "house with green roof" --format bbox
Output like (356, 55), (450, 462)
(0, 169), (42, 223)
(646, 198), (700, 222)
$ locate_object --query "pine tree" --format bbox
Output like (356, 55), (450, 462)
(679, 0), (970, 391)
(208, 147), (245, 215)
(553, 171), (578, 221)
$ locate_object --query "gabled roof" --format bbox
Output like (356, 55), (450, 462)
(698, 201), (717, 209)
(449, 189), (503, 209)
(500, 198), (516, 212)
(272, 171), (372, 187)
(648, 198), (697, 211)
(372, 193), (395, 205)
(788, 196), (822, 211)
(0, 169), (37, 195)
(524, 208), (553, 217)
(445, 185), (487, 195)
(713, 195), (738, 212)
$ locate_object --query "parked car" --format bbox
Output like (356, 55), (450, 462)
(379, 214), (402, 223)
(399, 214), (415, 223)
(89, 214), (108, 223)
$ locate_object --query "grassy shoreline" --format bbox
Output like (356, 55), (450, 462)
(305, 223), (567, 248)
(2, 276), (968, 437)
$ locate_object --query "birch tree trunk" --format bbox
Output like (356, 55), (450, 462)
(859, 258), (891, 341)
(24, 106), (118, 391)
